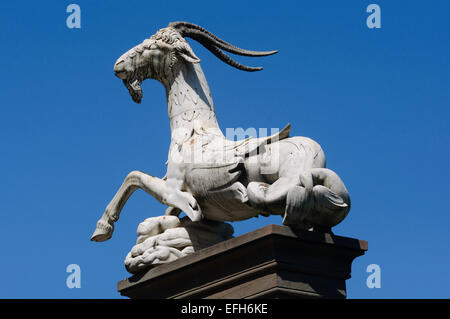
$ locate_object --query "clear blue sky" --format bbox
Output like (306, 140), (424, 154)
(0, 0), (448, 298)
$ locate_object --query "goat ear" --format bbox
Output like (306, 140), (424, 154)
(176, 42), (200, 63)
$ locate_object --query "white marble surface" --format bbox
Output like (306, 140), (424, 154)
(125, 215), (233, 274)
(91, 22), (351, 271)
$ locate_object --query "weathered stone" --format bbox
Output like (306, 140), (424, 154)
(91, 22), (354, 275)
(125, 216), (234, 274)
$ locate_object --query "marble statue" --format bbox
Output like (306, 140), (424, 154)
(124, 215), (233, 273)
(91, 22), (351, 272)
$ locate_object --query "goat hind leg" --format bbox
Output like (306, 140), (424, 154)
(247, 176), (299, 214)
(247, 173), (315, 227)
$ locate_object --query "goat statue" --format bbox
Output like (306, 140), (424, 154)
(91, 22), (351, 271)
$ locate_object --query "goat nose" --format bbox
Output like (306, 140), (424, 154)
(114, 60), (128, 79)
(114, 59), (124, 72)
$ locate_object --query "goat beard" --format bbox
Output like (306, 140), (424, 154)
(123, 78), (143, 104)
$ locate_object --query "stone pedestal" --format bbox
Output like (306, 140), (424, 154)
(118, 224), (367, 299)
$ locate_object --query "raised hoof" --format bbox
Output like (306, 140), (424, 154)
(187, 209), (203, 222)
(183, 196), (203, 222)
(90, 220), (114, 242)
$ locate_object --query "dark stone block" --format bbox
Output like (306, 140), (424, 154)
(118, 224), (367, 299)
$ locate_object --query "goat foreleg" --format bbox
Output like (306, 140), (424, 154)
(91, 170), (201, 242)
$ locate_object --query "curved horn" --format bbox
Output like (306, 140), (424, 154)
(168, 21), (277, 71)
(201, 41), (263, 72)
(168, 21), (278, 57)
